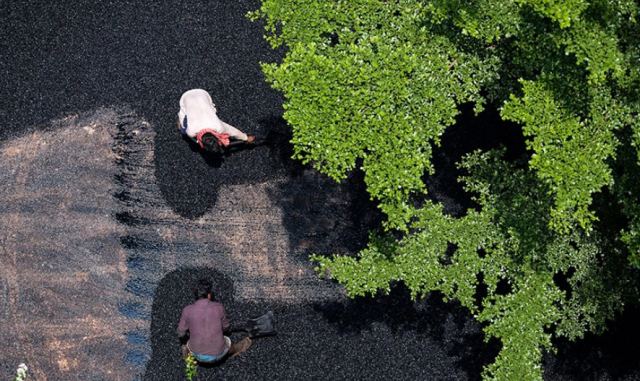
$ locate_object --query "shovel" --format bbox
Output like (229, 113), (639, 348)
(231, 311), (276, 338)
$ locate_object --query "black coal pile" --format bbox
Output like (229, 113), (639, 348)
(2, 1), (640, 380)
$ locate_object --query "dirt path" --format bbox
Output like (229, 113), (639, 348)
(0, 108), (353, 379)
(0, 110), (136, 380)
(114, 113), (342, 304)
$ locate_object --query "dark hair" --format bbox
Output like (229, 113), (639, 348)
(201, 133), (223, 154)
(194, 279), (213, 300)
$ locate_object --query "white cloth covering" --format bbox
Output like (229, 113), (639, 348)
(178, 89), (248, 141)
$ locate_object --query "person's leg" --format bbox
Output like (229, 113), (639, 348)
(227, 337), (252, 358)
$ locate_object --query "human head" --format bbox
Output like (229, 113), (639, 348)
(199, 132), (223, 154)
(194, 279), (213, 300)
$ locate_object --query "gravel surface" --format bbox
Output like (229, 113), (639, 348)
(143, 268), (495, 381)
(1, 1), (639, 380)
(0, 110), (134, 380)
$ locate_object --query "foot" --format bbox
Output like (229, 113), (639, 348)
(246, 135), (256, 144)
(229, 337), (252, 358)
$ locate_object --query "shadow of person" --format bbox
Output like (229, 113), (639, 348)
(155, 114), (297, 220)
(181, 134), (223, 169)
(143, 267), (235, 381)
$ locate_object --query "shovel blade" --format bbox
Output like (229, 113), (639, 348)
(246, 310), (275, 338)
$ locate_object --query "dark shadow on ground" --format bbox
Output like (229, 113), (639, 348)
(144, 267), (496, 381)
(424, 103), (528, 216)
(543, 304), (640, 380)
(269, 102), (525, 262)
(154, 112), (293, 218)
(265, 124), (383, 259)
(314, 284), (500, 380)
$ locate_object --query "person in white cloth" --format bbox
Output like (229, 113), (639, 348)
(178, 89), (256, 153)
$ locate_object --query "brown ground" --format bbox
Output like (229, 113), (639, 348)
(0, 108), (344, 380)
(0, 110), (136, 380)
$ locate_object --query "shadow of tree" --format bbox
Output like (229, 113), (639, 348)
(264, 119), (383, 259)
(313, 284), (500, 380)
(543, 304), (640, 380)
(424, 103), (527, 217)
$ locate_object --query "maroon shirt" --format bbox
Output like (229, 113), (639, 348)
(177, 298), (230, 355)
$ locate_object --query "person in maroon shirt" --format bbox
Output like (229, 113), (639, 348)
(178, 279), (252, 363)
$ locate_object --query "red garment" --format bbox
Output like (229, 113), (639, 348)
(177, 299), (230, 355)
(196, 128), (230, 149)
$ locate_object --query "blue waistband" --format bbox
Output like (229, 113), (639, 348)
(192, 351), (222, 363)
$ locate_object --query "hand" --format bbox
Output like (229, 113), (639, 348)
(246, 135), (256, 144)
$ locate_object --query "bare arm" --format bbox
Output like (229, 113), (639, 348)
(220, 121), (248, 141)
(177, 308), (189, 337)
(221, 306), (230, 332)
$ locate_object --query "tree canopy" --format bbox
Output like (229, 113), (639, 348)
(250, 1), (640, 379)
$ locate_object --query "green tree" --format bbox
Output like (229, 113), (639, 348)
(250, 1), (640, 379)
